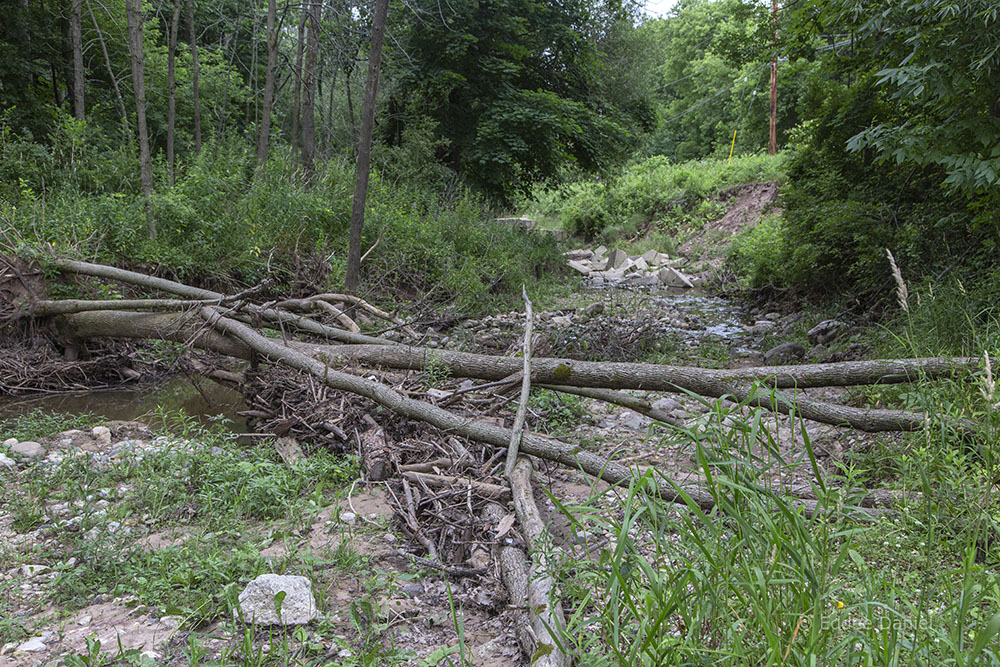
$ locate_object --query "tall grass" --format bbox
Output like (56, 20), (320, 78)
(551, 386), (1000, 665)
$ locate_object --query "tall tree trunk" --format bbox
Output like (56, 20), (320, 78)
(256, 0), (278, 168)
(344, 63), (356, 147)
(187, 0), (202, 154)
(290, 6), (307, 159)
(126, 0), (155, 238)
(86, 0), (128, 128)
(71, 0), (85, 120)
(300, 0), (320, 187)
(167, 0), (181, 185)
(344, 0), (389, 293)
(60, 13), (74, 114)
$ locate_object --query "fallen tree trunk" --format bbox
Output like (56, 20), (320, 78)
(52, 258), (389, 346)
(196, 306), (885, 519)
(56, 309), (972, 433)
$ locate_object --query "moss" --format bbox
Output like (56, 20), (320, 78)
(552, 363), (573, 381)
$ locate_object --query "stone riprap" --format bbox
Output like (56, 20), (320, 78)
(562, 247), (697, 288)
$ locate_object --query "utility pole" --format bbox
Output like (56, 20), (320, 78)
(769, 0), (778, 154)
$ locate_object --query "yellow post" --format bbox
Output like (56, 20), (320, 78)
(728, 128), (737, 165)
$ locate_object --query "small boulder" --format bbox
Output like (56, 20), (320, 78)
(567, 260), (592, 276)
(763, 342), (806, 365)
(3, 437), (17, 448)
(550, 315), (573, 327)
(581, 302), (605, 318)
(563, 249), (593, 261)
(237, 574), (317, 626)
(0, 453), (15, 470)
(652, 397), (683, 413)
(619, 412), (648, 431)
(22, 564), (50, 578)
(604, 249), (629, 270)
(16, 637), (47, 653)
(749, 320), (776, 336)
(11, 441), (45, 460)
(807, 320), (849, 346)
(632, 257), (649, 272)
(640, 249), (658, 264)
(592, 245), (608, 258)
(91, 426), (112, 446)
(657, 267), (694, 288)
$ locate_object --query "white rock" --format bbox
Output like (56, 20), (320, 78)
(0, 453), (15, 470)
(236, 574), (317, 626)
(640, 249), (658, 264)
(2, 438), (17, 448)
(339, 511), (357, 524)
(657, 267), (695, 288)
(604, 249), (629, 270)
(550, 315), (573, 327)
(11, 441), (45, 459)
(16, 637), (47, 652)
(91, 426), (112, 446)
(619, 412), (648, 431)
(632, 257), (649, 272)
(22, 564), (50, 578)
(567, 260), (592, 275)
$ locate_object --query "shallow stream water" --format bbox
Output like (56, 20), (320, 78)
(0, 376), (250, 431)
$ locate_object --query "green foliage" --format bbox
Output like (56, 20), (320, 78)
(526, 153), (783, 240)
(1, 126), (562, 314)
(728, 213), (785, 288)
(392, 0), (652, 202)
(0, 409), (97, 442)
(640, 0), (819, 160)
(753, 79), (1000, 300)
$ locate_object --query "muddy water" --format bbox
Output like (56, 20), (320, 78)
(0, 377), (250, 431)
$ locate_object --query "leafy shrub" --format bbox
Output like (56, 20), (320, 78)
(727, 213), (786, 287)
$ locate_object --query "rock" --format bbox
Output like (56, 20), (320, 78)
(401, 582), (424, 598)
(563, 249), (593, 261)
(91, 426), (112, 446)
(592, 245), (608, 258)
(236, 574), (317, 626)
(11, 441), (45, 459)
(2, 437), (17, 448)
(807, 344), (828, 360)
(763, 312), (781, 321)
(550, 315), (573, 327)
(623, 274), (660, 287)
(640, 249), (658, 264)
(582, 302), (605, 318)
(763, 342), (806, 365)
(604, 249), (629, 270)
(652, 397), (683, 413)
(339, 511), (357, 525)
(657, 267), (695, 288)
(632, 257), (649, 272)
(0, 453), (15, 470)
(749, 320), (776, 336)
(22, 564), (50, 578)
(619, 412), (648, 431)
(16, 637), (47, 652)
(567, 260), (592, 276)
(426, 388), (451, 401)
(807, 319), (849, 346)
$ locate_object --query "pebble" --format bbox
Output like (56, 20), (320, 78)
(339, 512), (357, 525)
